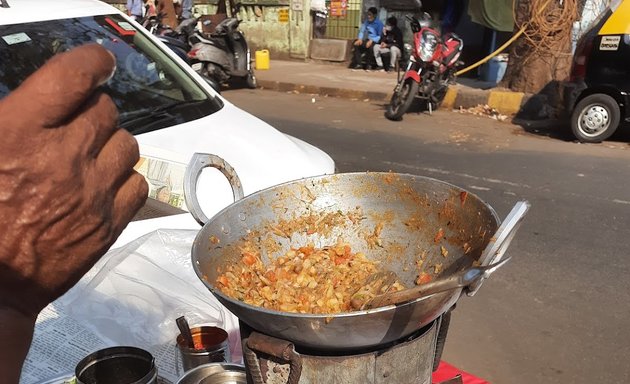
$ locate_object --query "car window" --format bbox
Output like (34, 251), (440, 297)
(0, 14), (223, 135)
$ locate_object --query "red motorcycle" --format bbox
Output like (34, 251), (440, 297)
(385, 14), (463, 121)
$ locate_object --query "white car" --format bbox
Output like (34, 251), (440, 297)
(0, 0), (335, 246)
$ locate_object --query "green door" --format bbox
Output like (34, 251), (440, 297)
(324, 0), (362, 39)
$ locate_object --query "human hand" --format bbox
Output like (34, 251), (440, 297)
(0, 44), (148, 318)
(354, 39), (362, 46)
(366, 40), (373, 49)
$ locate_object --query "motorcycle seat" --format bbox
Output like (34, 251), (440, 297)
(191, 32), (229, 51)
(194, 33), (215, 45)
(159, 35), (188, 51)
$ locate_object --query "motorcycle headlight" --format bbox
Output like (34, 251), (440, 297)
(418, 31), (438, 62)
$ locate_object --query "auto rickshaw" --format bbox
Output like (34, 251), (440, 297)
(563, 0), (630, 142)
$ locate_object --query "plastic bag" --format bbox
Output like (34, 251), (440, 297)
(56, 228), (241, 382)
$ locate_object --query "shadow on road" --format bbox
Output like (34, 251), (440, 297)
(512, 118), (630, 146)
(511, 118), (576, 141)
(375, 100), (630, 147)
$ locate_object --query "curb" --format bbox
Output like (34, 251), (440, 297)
(444, 86), (528, 116)
(257, 79), (536, 118)
(257, 79), (390, 102)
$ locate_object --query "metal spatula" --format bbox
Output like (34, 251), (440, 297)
(350, 269), (399, 310)
(362, 256), (512, 310)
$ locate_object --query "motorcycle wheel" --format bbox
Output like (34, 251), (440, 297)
(203, 63), (228, 90)
(430, 86), (448, 110)
(245, 71), (257, 89)
(203, 76), (222, 93)
(429, 71), (456, 110)
(385, 78), (419, 121)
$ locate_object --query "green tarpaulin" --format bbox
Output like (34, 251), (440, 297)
(468, 0), (515, 32)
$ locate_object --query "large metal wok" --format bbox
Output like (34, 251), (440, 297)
(185, 154), (505, 352)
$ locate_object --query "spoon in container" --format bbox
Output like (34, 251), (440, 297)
(176, 316), (195, 349)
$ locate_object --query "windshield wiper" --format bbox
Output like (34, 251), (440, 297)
(119, 99), (205, 129)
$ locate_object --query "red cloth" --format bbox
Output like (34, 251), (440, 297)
(432, 361), (490, 384)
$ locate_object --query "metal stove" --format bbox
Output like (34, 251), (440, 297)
(240, 310), (462, 384)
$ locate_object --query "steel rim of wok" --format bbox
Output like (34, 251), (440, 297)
(186, 156), (502, 351)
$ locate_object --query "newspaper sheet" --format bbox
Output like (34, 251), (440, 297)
(20, 229), (241, 384)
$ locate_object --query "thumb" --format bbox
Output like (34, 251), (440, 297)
(3, 44), (116, 129)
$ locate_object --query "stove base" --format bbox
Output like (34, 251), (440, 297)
(242, 319), (441, 384)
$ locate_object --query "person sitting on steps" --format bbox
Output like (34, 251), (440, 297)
(349, 7), (383, 70)
(373, 16), (403, 72)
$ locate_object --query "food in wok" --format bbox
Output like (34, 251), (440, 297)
(215, 238), (445, 314)
(190, 171), (503, 350)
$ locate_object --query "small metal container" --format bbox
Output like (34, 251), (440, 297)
(75, 346), (158, 384)
(176, 363), (246, 384)
(176, 326), (230, 372)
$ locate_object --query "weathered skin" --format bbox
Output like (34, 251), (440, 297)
(0, 44), (148, 382)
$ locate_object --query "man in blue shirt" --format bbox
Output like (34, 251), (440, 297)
(349, 7), (384, 70)
(126, 0), (144, 21)
(180, 0), (193, 20)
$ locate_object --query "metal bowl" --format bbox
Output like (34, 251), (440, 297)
(176, 363), (246, 384)
(188, 171), (500, 351)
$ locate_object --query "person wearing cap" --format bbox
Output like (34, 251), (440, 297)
(349, 7), (384, 70)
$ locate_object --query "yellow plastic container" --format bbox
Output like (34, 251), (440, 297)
(255, 49), (270, 70)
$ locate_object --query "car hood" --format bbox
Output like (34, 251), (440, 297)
(135, 99), (335, 221)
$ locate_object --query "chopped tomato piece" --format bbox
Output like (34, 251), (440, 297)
(434, 228), (445, 243)
(460, 191), (468, 205)
(416, 272), (432, 285)
(334, 256), (348, 265)
(242, 252), (257, 266)
(217, 275), (229, 287)
(265, 270), (277, 283)
(299, 246), (314, 256)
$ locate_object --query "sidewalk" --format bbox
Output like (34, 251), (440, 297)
(253, 60), (532, 117)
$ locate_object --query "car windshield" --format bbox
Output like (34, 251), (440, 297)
(0, 14), (222, 135)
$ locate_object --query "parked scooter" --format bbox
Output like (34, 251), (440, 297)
(384, 13), (463, 121)
(140, 12), (222, 92)
(186, 4), (257, 89)
(145, 15), (196, 61)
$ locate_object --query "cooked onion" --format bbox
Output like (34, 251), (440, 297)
(216, 241), (405, 314)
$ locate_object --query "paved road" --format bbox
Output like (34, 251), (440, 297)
(223, 88), (630, 384)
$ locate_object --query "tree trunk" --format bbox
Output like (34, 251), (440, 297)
(500, 0), (580, 94)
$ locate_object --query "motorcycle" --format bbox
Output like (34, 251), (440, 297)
(186, 4), (257, 89)
(140, 12), (192, 62)
(384, 13), (463, 121)
(140, 12), (222, 92)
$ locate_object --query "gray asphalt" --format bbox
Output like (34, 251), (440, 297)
(223, 88), (630, 384)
